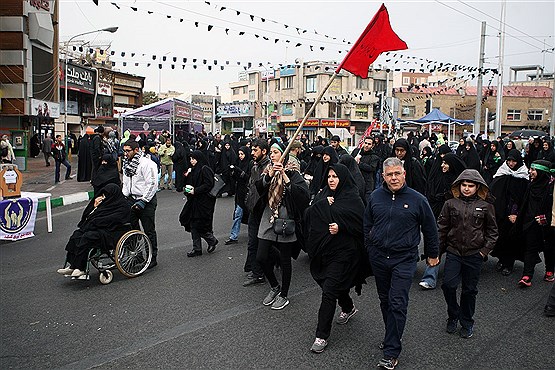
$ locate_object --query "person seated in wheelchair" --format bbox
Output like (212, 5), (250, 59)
(57, 183), (131, 277)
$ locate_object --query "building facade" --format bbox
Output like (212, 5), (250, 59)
(228, 61), (393, 143)
(1, 0), (60, 165)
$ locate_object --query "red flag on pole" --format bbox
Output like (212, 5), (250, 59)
(336, 4), (407, 78)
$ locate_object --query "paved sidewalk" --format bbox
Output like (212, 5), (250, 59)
(21, 155), (95, 211)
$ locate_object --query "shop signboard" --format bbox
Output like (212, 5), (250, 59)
(61, 62), (96, 94)
(217, 102), (253, 117)
(97, 82), (112, 96)
(175, 104), (191, 119)
(279, 66), (296, 77)
(30, 98), (59, 118)
(321, 119), (350, 127)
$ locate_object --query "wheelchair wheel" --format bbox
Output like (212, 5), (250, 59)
(115, 230), (152, 278)
(99, 270), (113, 285)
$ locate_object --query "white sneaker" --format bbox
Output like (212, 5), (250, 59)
(70, 269), (85, 277)
(419, 281), (434, 290)
(57, 267), (74, 275)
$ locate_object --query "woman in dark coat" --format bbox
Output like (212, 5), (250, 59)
(30, 134), (41, 157)
(537, 139), (555, 165)
(482, 140), (504, 184)
(92, 131), (121, 195)
(180, 150), (218, 257)
(225, 146), (251, 244)
(172, 140), (189, 192)
(462, 140), (481, 171)
(57, 183), (130, 277)
(490, 149), (529, 275)
(77, 133), (92, 182)
(304, 163), (370, 353)
(516, 160), (554, 287)
(218, 141), (238, 196)
(420, 146), (434, 177)
(255, 142), (310, 310)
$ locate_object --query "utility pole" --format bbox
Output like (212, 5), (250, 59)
(474, 21), (486, 136)
(494, 0), (507, 138)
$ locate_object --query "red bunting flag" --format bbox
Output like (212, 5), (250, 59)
(336, 4), (407, 78)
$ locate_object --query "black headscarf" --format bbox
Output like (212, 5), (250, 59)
(426, 153), (466, 218)
(520, 160), (553, 230)
(462, 140), (481, 171)
(310, 146), (338, 195)
(338, 154), (366, 202)
(237, 146), (251, 173)
(392, 138), (426, 194)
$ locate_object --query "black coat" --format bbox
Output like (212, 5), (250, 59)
(179, 151), (216, 234)
(305, 164), (372, 295)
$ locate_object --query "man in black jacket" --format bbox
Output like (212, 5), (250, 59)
(330, 135), (348, 157)
(243, 139), (270, 286)
(352, 137), (380, 199)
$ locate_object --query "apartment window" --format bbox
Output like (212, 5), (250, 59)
(232, 88), (240, 95)
(306, 76), (317, 93)
(402, 76), (410, 85)
(249, 73), (256, 85)
(527, 109), (543, 120)
(414, 78), (420, 85)
(283, 76), (294, 89)
(373, 79), (386, 92)
(328, 102), (342, 117)
(356, 77), (369, 90)
(248, 90), (255, 100)
(305, 102), (316, 117)
(282, 103), (293, 115)
(242, 86), (247, 94)
(355, 104), (368, 119)
(401, 105), (416, 117)
(506, 109), (521, 121)
(274, 79), (280, 91)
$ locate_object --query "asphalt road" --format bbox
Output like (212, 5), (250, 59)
(1, 191), (553, 369)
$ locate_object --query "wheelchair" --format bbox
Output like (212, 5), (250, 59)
(66, 224), (153, 284)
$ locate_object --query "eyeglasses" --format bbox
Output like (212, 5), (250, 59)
(123, 149), (133, 153)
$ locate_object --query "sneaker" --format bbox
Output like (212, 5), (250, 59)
(310, 338), (327, 353)
(336, 306), (358, 325)
(224, 239), (238, 245)
(70, 269), (85, 277)
(518, 276), (532, 287)
(544, 272), (555, 282)
(446, 318), (458, 334)
(419, 281), (435, 290)
(544, 305), (555, 317)
(271, 296), (289, 310)
(459, 326), (474, 338)
(262, 286), (281, 306)
(56, 267), (74, 275)
(243, 276), (265, 287)
(377, 358), (398, 370)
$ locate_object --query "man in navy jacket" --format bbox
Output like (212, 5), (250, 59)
(364, 157), (439, 370)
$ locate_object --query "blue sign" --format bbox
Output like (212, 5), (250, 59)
(279, 66), (296, 77)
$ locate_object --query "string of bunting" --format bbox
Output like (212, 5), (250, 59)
(109, 1), (349, 54)
(201, 0), (352, 45)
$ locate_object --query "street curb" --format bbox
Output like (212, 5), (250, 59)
(37, 191), (94, 211)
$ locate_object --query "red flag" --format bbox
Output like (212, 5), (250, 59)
(336, 4), (407, 78)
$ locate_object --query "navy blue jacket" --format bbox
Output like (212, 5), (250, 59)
(364, 183), (439, 259)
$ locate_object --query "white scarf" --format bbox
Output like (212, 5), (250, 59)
(493, 162), (529, 180)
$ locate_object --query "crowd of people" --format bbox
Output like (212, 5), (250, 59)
(55, 126), (554, 370)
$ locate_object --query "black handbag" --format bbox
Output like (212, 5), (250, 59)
(208, 173), (226, 198)
(273, 218), (296, 236)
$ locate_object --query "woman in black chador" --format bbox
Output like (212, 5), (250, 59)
(57, 183), (130, 278)
(304, 163), (371, 353)
(490, 149), (529, 275)
(172, 140), (189, 193)
(310, 146), (338, 197)
(180, 150), (218, 257)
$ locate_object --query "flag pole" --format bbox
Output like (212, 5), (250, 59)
(281, 71), (338, 160)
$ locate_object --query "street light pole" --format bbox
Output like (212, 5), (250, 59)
(63, 27), (118, 143)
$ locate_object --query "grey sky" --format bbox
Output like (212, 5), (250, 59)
(60, 1), (554, 101)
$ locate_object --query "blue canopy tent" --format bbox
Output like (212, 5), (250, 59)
(397, 108), (474, 141)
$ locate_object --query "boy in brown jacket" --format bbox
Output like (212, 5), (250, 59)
(438, 169), (498, 338)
